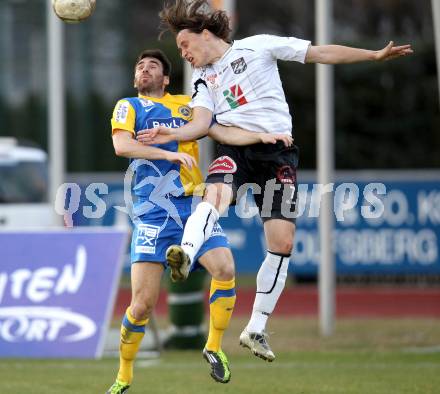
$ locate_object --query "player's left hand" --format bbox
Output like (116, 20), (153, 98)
(375, 41), (413, 61)
(138, 132), (175, 145)
(260, 133), (293, 147)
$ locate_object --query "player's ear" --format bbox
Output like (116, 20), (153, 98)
(202, 29), (210, 40)
(164, 75), (170, 87)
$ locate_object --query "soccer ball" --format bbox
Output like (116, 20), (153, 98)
(52, 0), (96, 23)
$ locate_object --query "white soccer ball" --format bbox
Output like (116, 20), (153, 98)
(52, 0), (96, 23)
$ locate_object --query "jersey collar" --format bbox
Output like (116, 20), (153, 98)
(138, 92), (169, 102)
(211, 41), (234, 66)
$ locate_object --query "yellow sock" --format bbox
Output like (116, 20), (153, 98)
(117, 307), (148, 384)
(205, 277), (236, 352)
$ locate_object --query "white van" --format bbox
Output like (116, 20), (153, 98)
(0, 138), (55, 227)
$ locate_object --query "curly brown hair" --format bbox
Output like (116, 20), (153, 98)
(159, 0), (231, 41)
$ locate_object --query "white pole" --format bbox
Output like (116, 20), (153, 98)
(47, 0), (65, 226)
(432, 0), (440, 110)
(316, 0), (335, 336)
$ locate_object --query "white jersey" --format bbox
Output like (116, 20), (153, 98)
(190, 34), (311, 135)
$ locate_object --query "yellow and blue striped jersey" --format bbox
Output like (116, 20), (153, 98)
(111, 93), (203, 198)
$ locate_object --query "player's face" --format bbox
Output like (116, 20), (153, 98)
(176, 29), (211, 67)
(134, 57), (169, 94)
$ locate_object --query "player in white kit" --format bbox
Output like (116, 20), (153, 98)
(138, 0), (413, 361)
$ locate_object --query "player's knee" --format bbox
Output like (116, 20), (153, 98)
(270, 239), (293, 255)
(211, 260), (235, 281)
(130, 299), (154, 320)
(204, 183), (233, 213)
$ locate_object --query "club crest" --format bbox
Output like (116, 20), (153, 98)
(206, 73), (217, 85)
(230, 57), (247, 74)
(178, 105), (192, 118)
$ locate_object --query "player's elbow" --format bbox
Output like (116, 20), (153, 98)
(208, 129), (225, 144)
(113, 143), (129, 157)
(112, 131), (135, 157)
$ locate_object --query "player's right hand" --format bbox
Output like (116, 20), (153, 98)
(166, 152), (196, 169)
(374, 41), (413, 61)
(260, 133), (293, 147)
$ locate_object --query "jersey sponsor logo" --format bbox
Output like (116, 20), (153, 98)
(223, 84), (248, 109)
(208, 156), (237, 174)
(146, 117), (186, 129)
(178, 105), (192, 118)
(230, 57), (247, 74)
(276, 165), (297, 184)
(134, 223), (160, 254)
(115, 101), (129, 123)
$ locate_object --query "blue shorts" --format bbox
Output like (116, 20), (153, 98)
(130, 196), (229, 269)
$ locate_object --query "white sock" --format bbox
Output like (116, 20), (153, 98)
(181, 201), (219, 263)
(246, 251), (290, 333)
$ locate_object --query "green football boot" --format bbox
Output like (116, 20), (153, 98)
(202, 348), (231, 383)
(106, 380), (130, 394)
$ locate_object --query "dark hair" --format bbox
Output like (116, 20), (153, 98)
(135, 49), (172, 76)
(159, 0), (231, 41)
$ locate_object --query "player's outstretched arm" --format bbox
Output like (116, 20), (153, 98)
(137, 106), (213, 145)
(208, 123), (293, 147)
(112, 130), (195, 168)
(305, 41), (413, 64)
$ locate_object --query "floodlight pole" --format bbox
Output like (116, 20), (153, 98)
(316, 0), (335, 336)
(433, 0), (440, 111)
(47, 0), (65, 226)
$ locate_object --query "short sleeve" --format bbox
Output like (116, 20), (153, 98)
(259, 34), (311, 63)
(111, 99), (136, 134)
(189, 69), (215, 112)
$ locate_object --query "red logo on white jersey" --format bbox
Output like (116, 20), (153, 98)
(208, 156), (237, 174)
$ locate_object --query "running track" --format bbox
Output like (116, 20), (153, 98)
(113, 286), (440, 318)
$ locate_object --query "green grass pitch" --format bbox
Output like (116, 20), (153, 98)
(1, 318), (440, 393)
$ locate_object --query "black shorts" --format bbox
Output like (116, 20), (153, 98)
(205, 141), (299, 223)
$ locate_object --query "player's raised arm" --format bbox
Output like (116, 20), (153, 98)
(112, 130), (195, 168)
(208, 123), (293, 147)
(305, 41), (413, 64)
